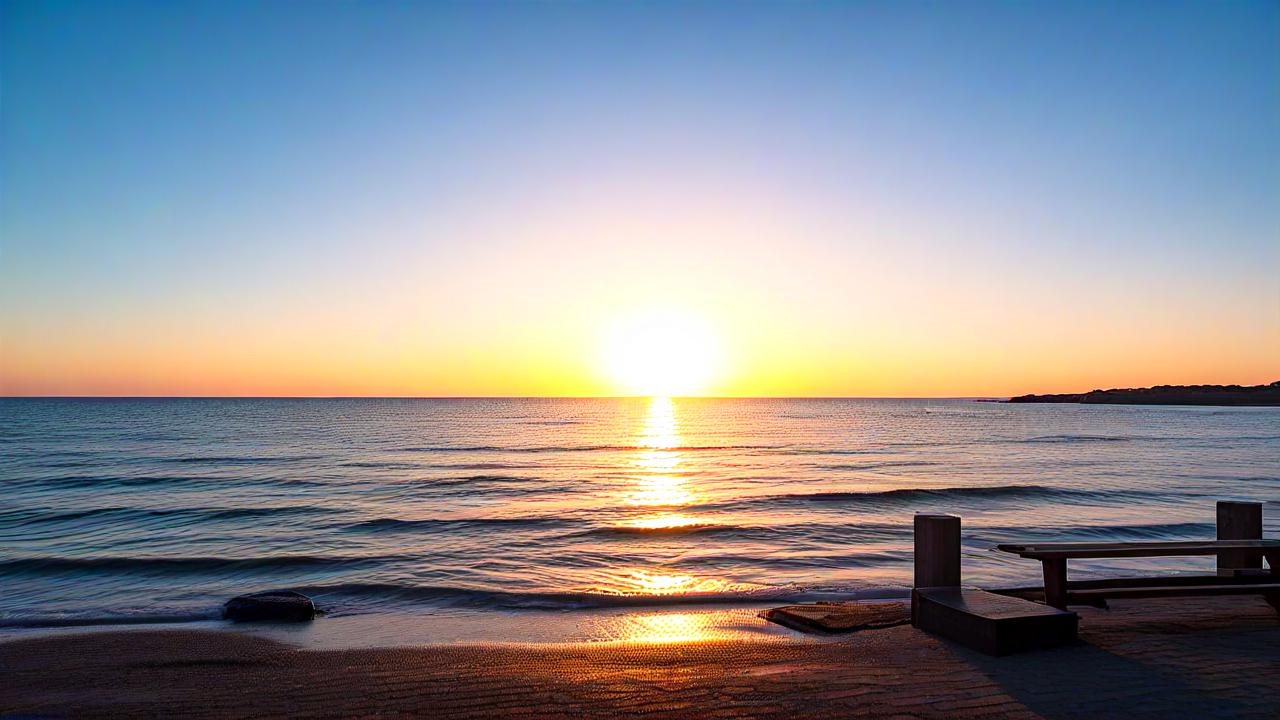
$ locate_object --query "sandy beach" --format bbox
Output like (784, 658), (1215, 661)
(5, 1), (1278, 717)
(3, 596), (1278, 719)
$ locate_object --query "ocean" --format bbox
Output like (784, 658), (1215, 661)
(2, 397), (1277, 630)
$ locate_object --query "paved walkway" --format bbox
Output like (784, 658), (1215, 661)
(3, 596), (1278, 719)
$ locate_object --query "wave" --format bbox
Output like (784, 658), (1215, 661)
(0, 505), (338, 528)
(161, 455), (327, 464)
(696, 485), (1165, 511)
(343, 517), (570, 533)
(398, 444), (778, 453)
(572, 523), (742, 538)
(339, 461), (423, 469)
(341, 464), (550, 478)
(767, 484), (1069, 503)
(779, 448), (879, 455)
(22, 474), (327, 489)
(1182, 474), (1279, 484)
(0, 611), (220, 629)
(817, 461), (938, 471)
(342, 516), (916, 541)
(0, 554), (413, 575)
(293, 581), (888, 611)
(20, 474), (218, 488)
(431, 462), (529, 471)
(22, 458), (104, 469)
(1021, 435), (1133, 444)
(667, 550), (913, 571)
(569, 521), (911, 544)
(426, 474), (542, 486)
(965, 434), (1280, 447)
(1010, 434), (1271, 444)
(976, 521), (1216, 543)
(0, 584), (911, 625)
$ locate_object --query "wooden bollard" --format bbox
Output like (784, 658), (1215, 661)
(1217, 500), (1263, 575)
(912, 514), (961, 626)
(914, 514), (961, 588)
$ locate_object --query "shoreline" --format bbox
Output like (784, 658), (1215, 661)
(3, 596), (1278, 718)
(1, 603), (836, 650)
(0, 586), (919, 645)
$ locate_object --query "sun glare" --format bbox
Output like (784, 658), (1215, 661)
(601, 309), (723, 396)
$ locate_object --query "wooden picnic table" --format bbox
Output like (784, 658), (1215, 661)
(996, 539), (1280, 610)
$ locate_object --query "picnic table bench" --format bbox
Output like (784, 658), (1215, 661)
(995, 539), (1280, 610)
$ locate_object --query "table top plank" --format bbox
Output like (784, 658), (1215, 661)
(995, 539), (1280, 560)
(1067, 583), (1280, 600)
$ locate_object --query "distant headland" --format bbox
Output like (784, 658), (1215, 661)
(1007, 382), (1280, 406)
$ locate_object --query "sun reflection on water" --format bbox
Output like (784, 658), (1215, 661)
(638, 395), (680, 449)
(604, 397), (742, 599)
(622, 569), (730, 594)
(620, 514), (707, 530)
(623, 476), (697, 507)
(624, 397), (699, 507)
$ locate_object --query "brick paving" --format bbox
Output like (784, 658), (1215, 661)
(2, 596), (1278, 719)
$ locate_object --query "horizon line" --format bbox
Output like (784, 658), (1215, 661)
(0, 395), (1011, 401)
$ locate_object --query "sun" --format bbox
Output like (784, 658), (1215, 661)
(601, 308), (723, 396)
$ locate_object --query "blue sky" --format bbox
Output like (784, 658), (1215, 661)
(2, 1), (1277, 395)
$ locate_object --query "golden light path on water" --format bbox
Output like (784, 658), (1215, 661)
(623, 396), (696, 508)
(604, 397), (765, 643)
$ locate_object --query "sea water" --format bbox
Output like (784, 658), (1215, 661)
(2, 397), (1276, 629)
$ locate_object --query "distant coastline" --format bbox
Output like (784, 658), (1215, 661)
(1007, 382), (1280, 406)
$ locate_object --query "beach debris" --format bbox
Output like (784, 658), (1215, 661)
(760, 600), (909, 634)
(223, 590), (316, 622)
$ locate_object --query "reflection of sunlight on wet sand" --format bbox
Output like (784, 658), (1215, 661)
(583, 609), (796, 644)
(611, 612), (720, 643)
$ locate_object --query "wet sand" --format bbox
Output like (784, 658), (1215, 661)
(3, 597), (1278, 719)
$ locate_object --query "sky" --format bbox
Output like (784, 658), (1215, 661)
(2, 0), (1277, 397)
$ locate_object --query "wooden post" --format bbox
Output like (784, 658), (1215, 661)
(913, 514), (961, 626)
(914, 514), (961, 588)
(1042, 558), (1068, 610)
(1217, 500), (1263, 575)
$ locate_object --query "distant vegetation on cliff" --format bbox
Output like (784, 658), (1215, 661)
(1007, 382), (1280, 406)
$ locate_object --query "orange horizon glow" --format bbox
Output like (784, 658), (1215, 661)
(2, 333), (1275, 399)
(5, 268), (1276, 398)
(4, 296), (1276, 399)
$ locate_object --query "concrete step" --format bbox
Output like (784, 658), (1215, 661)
(912, 587), (1078, 656)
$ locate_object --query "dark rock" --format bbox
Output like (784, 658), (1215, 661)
(223, 591), (315, 623)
